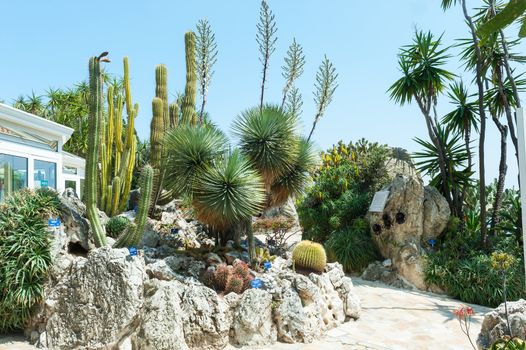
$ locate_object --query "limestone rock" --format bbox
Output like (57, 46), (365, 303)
(477, 299), (526, 350)
(422, 185), (450, 241)
(181, 284), (231, 350)
(274, 289), (318, 343)
(131, 279), (188, 350)
(368, 174), (450, 291)
(164, 255), (205, 280)
(59, 188), (108, 252)
(361, 261), (416, 290)
(232, 289), (277, 346)
(29, 247), (146, 350)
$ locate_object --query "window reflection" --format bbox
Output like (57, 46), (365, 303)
(34, 160), (56, 189)
(0, 154), (28, 201)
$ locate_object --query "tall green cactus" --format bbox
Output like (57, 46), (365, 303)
(150, 97), (164, 171)
(100, 56), (138, 216)
(155, 65), (170, 130)
(182, 31), (197, 125)
(114, 164), (154, 248)
(169, 102), (179, 128)
(86, 56), (108, 248)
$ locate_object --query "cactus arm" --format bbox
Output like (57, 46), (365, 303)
(110, 176), (121, 217)
(118, 137), (136, 213)
(86, 56), (107, 247)
(113, 165), (153, 248)
(182, 31), (197, 125)
(169, 102), (179, 128)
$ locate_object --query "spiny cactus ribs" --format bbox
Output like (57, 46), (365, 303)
(292, 240), (327, 273)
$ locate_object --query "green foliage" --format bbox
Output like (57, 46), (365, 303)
(477, 0), (526, 38)
(164, 125), (228, 198)
(325, 219), (379, 273)
(196, 19), (218, 122)
(192, 150), (265, 232)
(233, 105), (300, 189)
(490, 337), (526, 350)
(0, 189), (60, 332)
(298, 139), (390, 243)
(292, 240), (327, 273)
(424, 229), (525, 307)
(114, 165), (154, 248)
(105, 216), (130, 238)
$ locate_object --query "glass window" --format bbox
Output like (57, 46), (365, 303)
(0, 154), (28, 201)
(34, 160), (56, 189)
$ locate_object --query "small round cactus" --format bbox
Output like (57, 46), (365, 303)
(225, 275), (244, 294)
(213, 264), (231, 291)
(292, 240), (327, 273)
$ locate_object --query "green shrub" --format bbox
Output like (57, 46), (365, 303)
(0, 188), (60, 332)
(298, 139), (390, 243)
(106, 216), (131, 238)
(325, 219), (379, 273)
(425, 232), (525, 307)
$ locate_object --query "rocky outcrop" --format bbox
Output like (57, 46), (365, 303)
(59, 188), (108, 252)
(367, 168), (450, 290)
(28, 249), (360, 350)
(28, 248), (146, 349)
(477, 299), (526, 350)
(232, 289), (276, 346)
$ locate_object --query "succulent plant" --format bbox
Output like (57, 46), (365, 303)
(213, 264), (231, 291)
(225, 275), (244, 294)
(105, 216), (130, 238)
(292, 240), (327, 273)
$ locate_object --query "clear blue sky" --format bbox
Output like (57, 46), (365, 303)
(1, 0), (524, 186)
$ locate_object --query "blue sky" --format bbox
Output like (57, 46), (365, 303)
(1, 0), (524, 186)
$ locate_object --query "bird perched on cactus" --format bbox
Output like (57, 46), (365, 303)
(292, 240), (327, 273)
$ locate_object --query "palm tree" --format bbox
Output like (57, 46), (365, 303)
(388, 30), (460, 215)
(442, 80), (478, 173)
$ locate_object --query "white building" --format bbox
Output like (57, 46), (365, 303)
(0, 103), (85, 201)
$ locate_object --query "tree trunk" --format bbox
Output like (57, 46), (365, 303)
(462, 0), (488, 246)
(490, 116), (508, 236)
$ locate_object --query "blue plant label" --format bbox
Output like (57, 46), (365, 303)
(48, 218), (60, 227)
(128, 246), (138, 256)
(428, 239), (437, 247)
(251, 279), (263, 289)
(171, 228), (179, 235)
(263, 261), (272, 270)
(40, 179), (48, 187)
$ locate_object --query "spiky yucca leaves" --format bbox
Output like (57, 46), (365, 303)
(270, 137), (318, 207)
(193, 150), (265, 231)
(292, 240), (327, 273)
(232, 105), (299, 190)
(164, 125), (228, 197)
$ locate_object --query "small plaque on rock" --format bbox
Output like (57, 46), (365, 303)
(369, 190), (390, 213)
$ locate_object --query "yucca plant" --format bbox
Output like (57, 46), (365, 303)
(164, 124), (228, 198)
(232, 105), (300, 191)
(193, 150), (265, 240)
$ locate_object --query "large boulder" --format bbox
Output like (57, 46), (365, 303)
(181, 284), (232, 350)
(59, 188), (108, 252)
(477, 299), (526, 350)
(130, 279), (188, 350)
(232, 289), (277, 346)
(368, 172), (450, 290)
(28, 248), (146, 350)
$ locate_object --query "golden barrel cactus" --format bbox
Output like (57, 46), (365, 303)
(292, 240), (327, 273)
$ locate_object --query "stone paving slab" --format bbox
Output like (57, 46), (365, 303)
(1, 278), (490, 350)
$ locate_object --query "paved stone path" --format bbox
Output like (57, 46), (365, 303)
(1, 278), (489, 350)
(227, 278), (490, 350)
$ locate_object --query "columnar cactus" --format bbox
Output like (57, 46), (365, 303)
(114, 164), (154, 248)
(169, 102), (179, 128)
(155, 65), (170, 130)
(150, 97), (164, 171)
(182, 31), (197, 125)
(100, 56), (138, 216)
(292, 240), (327, 273)
(86, 55), (108, 247)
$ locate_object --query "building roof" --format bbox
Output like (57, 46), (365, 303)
(0, 103), (74, 144)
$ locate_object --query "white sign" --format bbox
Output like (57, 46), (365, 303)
(369, 191), (390, 213)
